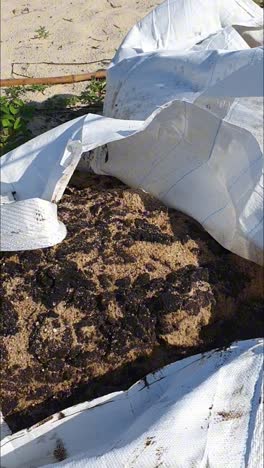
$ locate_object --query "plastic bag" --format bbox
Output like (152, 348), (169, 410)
(1, 339), (263, 467)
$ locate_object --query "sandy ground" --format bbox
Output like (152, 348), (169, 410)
(1, 174), (263, 431)
(1, 0), (162, 101)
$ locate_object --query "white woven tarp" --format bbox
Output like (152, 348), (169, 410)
(1, 339), (263, 467)
(0, 0), (263, 263)
(0, 3), (263, 465)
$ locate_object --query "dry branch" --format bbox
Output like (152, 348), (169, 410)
(0, 70), (107, 88)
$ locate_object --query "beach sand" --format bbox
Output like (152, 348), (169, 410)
(1, 0), (162, 101)
(1, 174), (263, 431)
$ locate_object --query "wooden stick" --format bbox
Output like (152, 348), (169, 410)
(0, 70), (107, 87)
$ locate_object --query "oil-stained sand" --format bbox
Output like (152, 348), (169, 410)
(1, 174), (263, 432)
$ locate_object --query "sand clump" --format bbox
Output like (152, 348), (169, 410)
(1, 174), (263, 431)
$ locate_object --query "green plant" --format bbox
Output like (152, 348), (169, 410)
(80, 79), (106, 104)
(4, 85), (47, 100)
(44, 94), (80, 109)
(0, 78), (106, 155)
(25, 84), (48, 94)
(0, 96), (34, 155)
(34, 26), (49, 39)
(4, 86), (27, 99)
(42, 79), (106, 110)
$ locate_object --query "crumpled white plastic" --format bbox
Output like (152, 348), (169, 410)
(0, 0), (263, 261)
(1, 339), (263, 468)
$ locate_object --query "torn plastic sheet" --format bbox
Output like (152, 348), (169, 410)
(0, 0), (263, 263)
(1, 339), (263, 468)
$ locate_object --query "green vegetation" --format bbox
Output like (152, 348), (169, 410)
(43, 94), (80, 110)
(0, 96), (34, 154)
(42, 79), (106, 110)
(4, 85), (48, 99)
(79, 79), (106, 104)
(0, 79), (106, 155)
(34, 26), (50, 39)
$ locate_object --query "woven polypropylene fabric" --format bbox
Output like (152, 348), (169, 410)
(1, 339), (262, 468)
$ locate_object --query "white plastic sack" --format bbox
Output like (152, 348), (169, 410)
(1, 339), (263, 468)
(0, 0), (263, 264)
(0, 413), (11, 441)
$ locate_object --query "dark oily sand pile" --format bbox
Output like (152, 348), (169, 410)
(1, 174), (263, 432)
